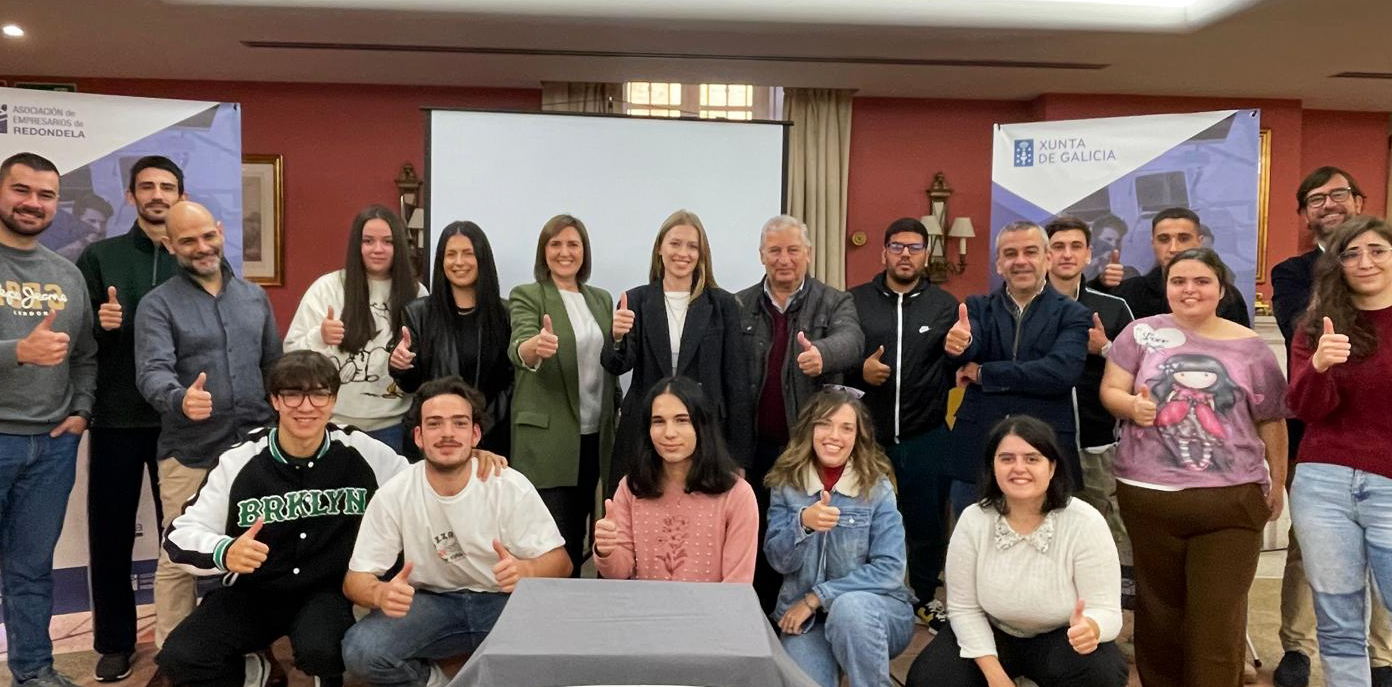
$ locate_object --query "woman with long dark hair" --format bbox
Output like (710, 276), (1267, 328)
(388, 221), (513, 455)
(763, 388), (914, 687)
(601, 210), (752, 493)
(508, 214), (619, 576)
(592, 376), (757, 582)
(285, 204), (423, 451)
(1288, 216), (1392, 686)
(1100, 247), (1288, 687)
(907, 415), (1128, 687)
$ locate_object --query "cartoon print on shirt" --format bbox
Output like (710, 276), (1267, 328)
(1146, 353), (1240, 471)
(328, 300), (405, 399)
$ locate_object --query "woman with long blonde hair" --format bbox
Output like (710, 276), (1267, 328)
(763, 388), (914, 687)
(601, 209), (752, 494)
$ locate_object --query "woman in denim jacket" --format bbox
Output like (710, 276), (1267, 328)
(764, 388), (915, 687)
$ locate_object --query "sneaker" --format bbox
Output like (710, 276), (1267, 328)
(15, 668), (80, 687)
(1272, 650), (1310, 687)
(1373, 665), (1392, 687)
(95, 652), (134, 682)
(914, 599), (949, 633)
(243, 654), (270, 687)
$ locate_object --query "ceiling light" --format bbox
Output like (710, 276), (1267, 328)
(2, 24), (23, 38)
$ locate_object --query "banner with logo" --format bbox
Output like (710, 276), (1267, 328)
(0, 88), (241, 631)
(990, 109), (1261, 316)
(0, 87), (243, 269)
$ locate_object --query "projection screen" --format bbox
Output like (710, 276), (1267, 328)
(427, 109), (788, 301)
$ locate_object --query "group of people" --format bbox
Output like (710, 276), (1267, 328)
(1, 146), (1389, 687)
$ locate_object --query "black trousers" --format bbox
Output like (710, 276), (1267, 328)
(537, 432), (600, 577)
(157, 585), (354, 687)
(87, 426), (163, 655)
(884, 426), (952, 603)
(746, 439), (786, 615)
(907, 624), (1129, 687)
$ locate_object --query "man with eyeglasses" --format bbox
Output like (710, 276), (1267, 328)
(846, 217), (959, 630)
(156, 351), (412, 687)
(1269, 166), (1392, 687)
(134, 200), (282, 674)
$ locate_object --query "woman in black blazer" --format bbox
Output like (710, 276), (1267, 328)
(602, 210), (753, 495)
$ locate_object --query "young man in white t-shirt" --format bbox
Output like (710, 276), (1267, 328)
(341, 377), (570, 687)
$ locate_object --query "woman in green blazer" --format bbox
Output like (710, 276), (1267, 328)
(508, 214), (619, 575)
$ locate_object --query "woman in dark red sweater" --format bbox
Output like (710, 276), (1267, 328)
(1288, 215), (1392, 687)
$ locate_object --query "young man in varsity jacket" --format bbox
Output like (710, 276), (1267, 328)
(156, 351), (502, 687)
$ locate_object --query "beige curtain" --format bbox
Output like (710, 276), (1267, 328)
(785, 88), (855, 289)
(541, 81), (622, 114)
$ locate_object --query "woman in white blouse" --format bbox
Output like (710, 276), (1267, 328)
(907, 415), (1128, 687)
(508, 214), (619, 576)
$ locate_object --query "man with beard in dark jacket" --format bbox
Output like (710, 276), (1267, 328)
(847, 217), (958, 630)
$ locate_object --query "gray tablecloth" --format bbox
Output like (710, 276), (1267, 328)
(451, 578), (819, 687)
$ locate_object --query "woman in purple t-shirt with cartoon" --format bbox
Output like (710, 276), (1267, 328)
(1100, 247), (1289, 687)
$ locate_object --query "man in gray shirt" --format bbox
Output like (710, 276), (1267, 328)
(135, 200), (281, 652)
(0, 152), (98, 687)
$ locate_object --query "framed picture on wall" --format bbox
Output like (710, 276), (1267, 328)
(241, 154), (284, 286)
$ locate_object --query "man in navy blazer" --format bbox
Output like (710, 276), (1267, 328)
(944, 221), (1091, 511)
(1269, 166), (1392, 687)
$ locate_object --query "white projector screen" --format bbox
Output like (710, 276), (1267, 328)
(427, 109), (787, 303)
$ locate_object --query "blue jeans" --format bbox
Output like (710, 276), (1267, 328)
(366, 424), (406, 455)
(342, 589), (509, 687)
(780, 591), (915, 687)
(1291, 463), (1392, 687)
(0, 432), (80, 680)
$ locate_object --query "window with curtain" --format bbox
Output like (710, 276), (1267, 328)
(623, 82), (782, 120)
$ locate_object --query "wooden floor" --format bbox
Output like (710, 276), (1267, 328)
(0, 551), (1322, 687)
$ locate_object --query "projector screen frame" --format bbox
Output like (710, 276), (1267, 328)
(420, 106), (791, 292)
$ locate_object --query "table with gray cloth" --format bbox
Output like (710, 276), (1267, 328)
(452, 578), (819, 687)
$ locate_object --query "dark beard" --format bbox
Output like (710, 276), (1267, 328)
(0, 210), (51, 237)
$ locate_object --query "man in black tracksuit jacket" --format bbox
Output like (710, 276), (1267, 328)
(158, 352), (407, 687)
(847, 218), (958, 615)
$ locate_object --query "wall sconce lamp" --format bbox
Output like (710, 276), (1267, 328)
(394, 162), (427, 281)
(921, 171), (974, 283)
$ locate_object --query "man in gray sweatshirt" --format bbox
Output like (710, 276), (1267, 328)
(0, 152), (98, 687)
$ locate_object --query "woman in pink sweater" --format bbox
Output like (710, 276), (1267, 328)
(593, 376), (759, 582)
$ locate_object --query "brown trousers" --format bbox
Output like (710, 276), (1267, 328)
(1118, 481), (1269, 687)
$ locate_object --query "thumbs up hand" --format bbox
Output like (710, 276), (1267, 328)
(525, 314), (560, 364)
(801, 490), (841, 532)
(795, 331), (824, 377)
(492, 539), (527, 593)
(1087, 312), (1110, 355)
(1067, 599), (1100, 654)
(389, 326), (416, 371)
(16, 310), (70, 366)
(225, 518), (269, 574)
(183, 372), (213, 421)
(945, 303), (972, 356)
(376, 562), (416, 618)
(98, 286), (123, 331)
(1132, 385), (1157, 427)
(1312, 316), (1352, 373)
(612, 292), (635, 341)
(1101, 250), (1125, 288)
(862, 345), (891, 386)
(320, 306), (344, 347)
(593, 498), (619, 557)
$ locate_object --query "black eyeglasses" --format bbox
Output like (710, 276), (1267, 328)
(276, 389), (335, 408)
(887, 241), (926, 255)
(1305, 187), (1354, 209)
(1338, 245), (1392, 267)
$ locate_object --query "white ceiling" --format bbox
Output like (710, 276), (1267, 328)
(5, 0), (1392, 110)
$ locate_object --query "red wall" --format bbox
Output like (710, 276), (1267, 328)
(3, 76), (540, 326)
(847, 93), (1390, 301)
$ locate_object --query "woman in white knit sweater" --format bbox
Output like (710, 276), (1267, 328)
(908, 415), (1128, 687)
(284, 205), (425, 452)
